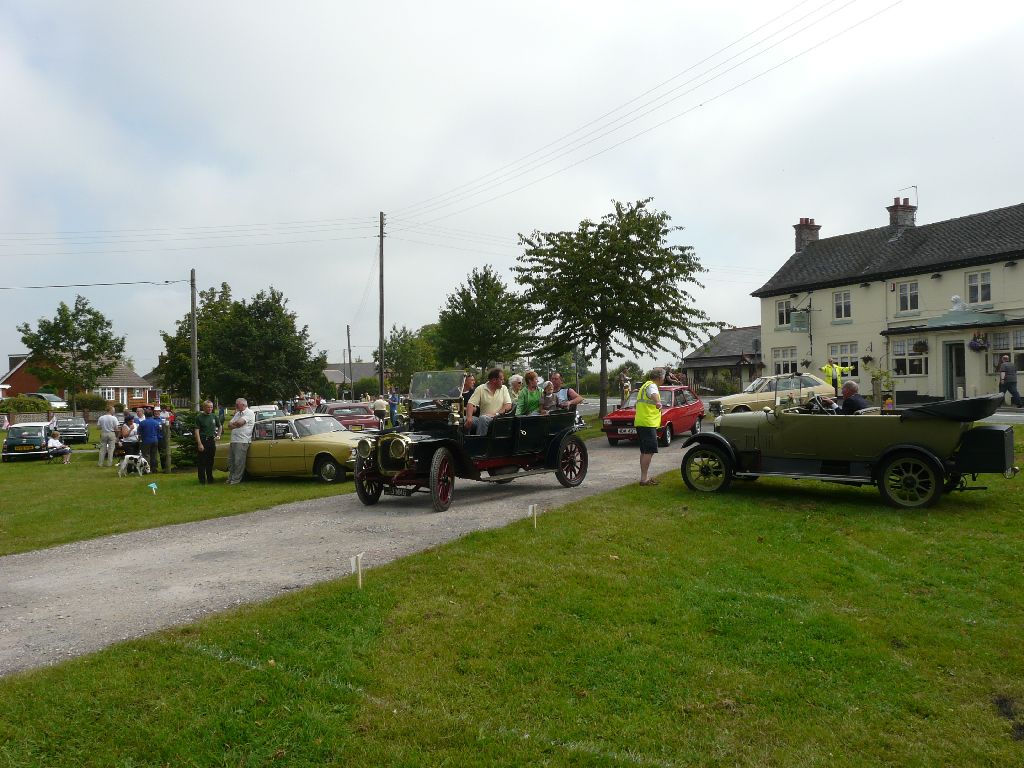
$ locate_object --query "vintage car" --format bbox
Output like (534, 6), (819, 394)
(707, 372), (834, 416)
(2, 422), (53, 462)
(252, 404), (286, 422)
(681, 383), (1017, 509)
(317, 401), (380, 431)
(213, 414), (359, 482)
(54, 416), (89, 443)
(353, 371), (588, 512)
(601, 384), (704, 446)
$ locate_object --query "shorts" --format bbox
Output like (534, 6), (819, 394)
(637, 426), (659, 454)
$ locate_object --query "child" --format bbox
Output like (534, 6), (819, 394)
(47, 430), (72, 464)
(540, 381), (558, 415)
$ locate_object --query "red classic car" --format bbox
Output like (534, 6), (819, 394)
(601, 385), (705, 447)
(318, 401), (380, 431)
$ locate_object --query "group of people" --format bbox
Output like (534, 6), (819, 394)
(461, 368), (583, 436)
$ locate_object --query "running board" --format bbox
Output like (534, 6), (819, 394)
(735, 472), (870, 486)
(480, 468), (554, 483)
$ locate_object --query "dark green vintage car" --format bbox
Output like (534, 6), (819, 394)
(681, 384), (1017, 509)
(353, 371), (588, 512)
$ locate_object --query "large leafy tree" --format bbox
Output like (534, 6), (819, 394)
(514, 198), (720, 416)
(17, 295), (126, 410)
(373, 324), (438, 391)
(435, 265), (534, 373)
(156, 284), (327, 405)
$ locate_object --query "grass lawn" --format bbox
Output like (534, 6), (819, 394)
(0, 449), (352, 556)
(1, 432), (1021, 765)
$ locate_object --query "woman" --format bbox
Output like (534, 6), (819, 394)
(515, 370), (542, 416)
(507, 374), (524, 404)
(47, 430), (72, 464)
(120, 413), (140, 455)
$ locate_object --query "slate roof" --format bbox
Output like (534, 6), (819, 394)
(682, 325), (762, 365)
(324, 361), (378, 383)
(752, 202), (1024, 298)
(96, 363), (151, 388)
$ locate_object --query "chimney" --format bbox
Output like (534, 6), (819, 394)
(886, 196), (917, 228)
(793, 217), (821, 252)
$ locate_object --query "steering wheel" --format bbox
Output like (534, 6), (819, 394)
(807, 394), (835, 415)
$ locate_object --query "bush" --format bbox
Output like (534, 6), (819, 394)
(706, 371), (741, 395)
(71, 392), (110, 412)
(171, 410), (199, 468)
(0, 396), (55, 414)
(352, 376), (381, 400)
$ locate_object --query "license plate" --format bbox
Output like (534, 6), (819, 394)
(349, 425), (362, 431)
(14, 445), (35, 451)
(383, 486), (413, 497)
(618, 427), (637, 435)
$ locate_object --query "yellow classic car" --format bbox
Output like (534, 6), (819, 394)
(214, 414), (360, 482)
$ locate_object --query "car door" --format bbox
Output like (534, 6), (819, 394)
(269, 420), (307, 475)
(246, 420), (274, 475)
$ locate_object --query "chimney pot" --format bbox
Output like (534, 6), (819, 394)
(902, 197), (909, 206)
(893, 197), (900, 205)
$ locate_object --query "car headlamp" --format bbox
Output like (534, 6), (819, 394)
(356, 438), (373, 459)
(389, 438), (408, 460)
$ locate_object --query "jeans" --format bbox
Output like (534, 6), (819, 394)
(227, 442), (250, 484)
(197, 437), (217, 483)
(1000, 381), (1022, 407)
(98, 431), (117, 466)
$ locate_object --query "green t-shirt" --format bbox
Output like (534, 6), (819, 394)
(195, 412), (220, 439)
(516, 387), (542, 416)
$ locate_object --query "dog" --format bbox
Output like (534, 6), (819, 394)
(117, 454), (151, 477)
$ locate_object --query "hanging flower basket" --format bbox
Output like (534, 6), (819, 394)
(860, 355), (874, 364)
(912, 340), (929, 354)
(800, 359), (812, 369)
(968, 333), (988, 352)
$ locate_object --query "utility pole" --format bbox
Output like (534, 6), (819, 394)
(346, 324), (354, 399)
(190, 268), (200, 410)
(378, 211), (385, 395)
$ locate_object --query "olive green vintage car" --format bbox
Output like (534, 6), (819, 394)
(214, 414), (360, 482)
(681, 385), (1017, 509)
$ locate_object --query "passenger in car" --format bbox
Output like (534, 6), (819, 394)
(540, 380), (557, 415)
(515, 370), (542, 416)
(465, 368), (513, 435)
(548, 372), (583, 410)
(508, 374), (524, 404)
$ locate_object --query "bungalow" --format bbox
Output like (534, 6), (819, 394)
(679, 326), (763, 392)
(0, 353), (155, 406)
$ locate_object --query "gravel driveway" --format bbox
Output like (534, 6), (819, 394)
(0, 436), (688, 676)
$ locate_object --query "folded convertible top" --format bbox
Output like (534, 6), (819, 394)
(900, 394), (1003, 422)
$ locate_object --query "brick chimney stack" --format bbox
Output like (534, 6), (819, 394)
(886, 196), (917, 228)
(793, 217), (821, 252)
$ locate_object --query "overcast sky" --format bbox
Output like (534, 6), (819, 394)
(2, 0), (1022, 380)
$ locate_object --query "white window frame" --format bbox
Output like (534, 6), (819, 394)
(772, 346), (797, 375)
(827, 342), (859, 377)
(966, 271), (991, 304)
(776, 300), (792, 327)
(892, 339), (929, 377)
(988, 328), (1024, 372)
(99, 387), (116, 401)
(898, 281), (919, 312)
(833, 290), (852, 320)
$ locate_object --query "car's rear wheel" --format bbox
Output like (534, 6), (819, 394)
(314, 456), (343, 483)
(354, 456), (383, 505)
(556, 435), (588, 487)
(691, 417), (702, 436)
(877, 451), (942, 509)
(659, 423), (673, 447)
(430, 448), (455, 512)
(681, 445), (733, 493)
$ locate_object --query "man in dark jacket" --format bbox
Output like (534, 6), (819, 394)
(839, 381), (871, 415)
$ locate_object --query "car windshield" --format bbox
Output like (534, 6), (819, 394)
(331, 406), (371, 417)
(8, 426), (44, 439)
(56, 418), (85, 427)
(294, 416), (344, 438)
(621, 388), (670, 409)
(409, 371), (465, 399)
(743, 377), (769, 393)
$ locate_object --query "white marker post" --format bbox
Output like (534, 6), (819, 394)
(528, 504), (538, 529)
(349, 552), (365, 589)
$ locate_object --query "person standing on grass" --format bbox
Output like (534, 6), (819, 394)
(226, 397), (255, 485)
(137, 408), (163, 471)
(96, 406), (119, 467)
(635, 368), (665, 486)
(194, 399), (221, 485)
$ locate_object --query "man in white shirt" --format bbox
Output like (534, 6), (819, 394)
(465, 368), (513, 435)
(96, 406), (120, 467)
(226, 397), (255, 485)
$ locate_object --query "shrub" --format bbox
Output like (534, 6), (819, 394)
(353, 376), (381, 400)
(0, 396), (55, 414)
(171, 409), (199, 468)
(72, 392), (110, 412)
(706, 371), (741, 395)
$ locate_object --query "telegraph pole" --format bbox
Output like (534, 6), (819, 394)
(378, 211), (385, 395)
(190, 268), (200, 410)
(346, 324), (354, 399)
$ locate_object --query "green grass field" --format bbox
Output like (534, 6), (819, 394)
(1, 430), (1022, 765)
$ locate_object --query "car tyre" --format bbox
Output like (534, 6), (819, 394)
(430, 447), (455, 512)
(315, 456), (343, 483)
(659, 423), (673, 447)
(877, 451), (942, 509)
(607, 437), (619, 446)
(691, 417), (702, 436)
(354, 455), (383, 505)
(556, 435), (588, 487)
(681, 444), (733, 493)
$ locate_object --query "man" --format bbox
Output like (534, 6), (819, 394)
(997, 354), (1022, 407)
(820, 357), (853, 397)
(465, 368), (513, 435)
(838, 380), (871, 415)
(635, 368), (665, 486)
(462, 374), (477, 408)
(388, 387), (401, 426)
(137, 408), (163, 471)
(373, 394), (388, 423)
(548, 372), (583, 410)
(194, 399), (221, 485)
(226, 397), (255, 485)
(96, 406), (120, 467)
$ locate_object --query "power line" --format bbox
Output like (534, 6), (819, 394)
(0, 279), (187, 291)
(0, 214), (379, 239)
(388, 237), (517, 259)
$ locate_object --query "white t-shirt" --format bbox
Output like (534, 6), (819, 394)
(47, 437), (65, 450)
(97, 413), (119, 433)
(229, 408), (256, 443)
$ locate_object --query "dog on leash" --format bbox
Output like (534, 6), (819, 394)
(117, 454), (151, 477)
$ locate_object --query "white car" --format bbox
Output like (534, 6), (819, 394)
(253, 404), (286, 421)
(25, 392), (69, 409)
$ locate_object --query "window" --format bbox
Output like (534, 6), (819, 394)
(898, 281), (919, 312)
(827, 342), (859, 377)
(131, 388), (144, 399)
(833, 290), (852, 319)
(776, 300), (792, 327)
(892, 339), (929, 376)
(772, 346), (797, 375)
(988, 328), (1024, 371)
(967, 271), (991, 304)
(99, 387), (115, 401)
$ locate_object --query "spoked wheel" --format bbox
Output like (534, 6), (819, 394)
(877, 451), (941, 508)
(354, 455), (383, 505)
(430, 447), (455, 512)
(691, 417), (702, 436)
(681, 445), (733, 493)
(315, 456), (343, 483)
(659, 423), (673, 447)
(555, 435), (588, 487)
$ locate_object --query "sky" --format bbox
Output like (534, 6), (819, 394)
(1, 0), (1022, 380)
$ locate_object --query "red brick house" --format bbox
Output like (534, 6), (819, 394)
(0, 354), (154, 406)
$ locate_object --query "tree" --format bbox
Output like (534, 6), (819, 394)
(17, 295), (126, 410)
(514, 199), (720, 417)
(373, 324), (438, 391)
(156, 284), (328, 405)
(435, 265), (534, 373)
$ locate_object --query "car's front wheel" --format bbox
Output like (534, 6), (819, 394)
(430, 448), (455, 512)
(314, 456), (343, 483)
(354, 456), (383, 505)
(556, 435), (588, 487)
(681, 445), (733, 493)
(607, 436), (619, 446)
(877, 451), (942, 509)
(691, 417), (702, 436)
(659, 423), (673, 447)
